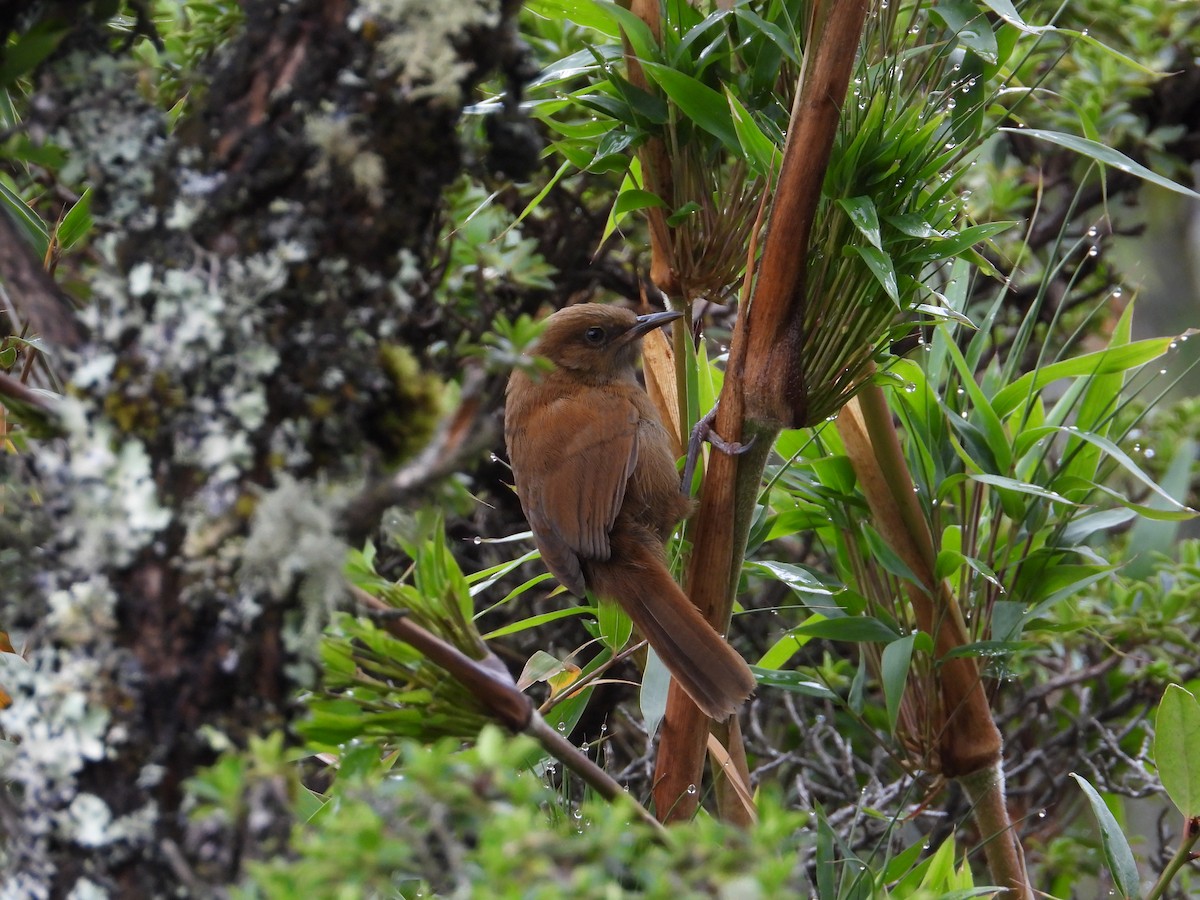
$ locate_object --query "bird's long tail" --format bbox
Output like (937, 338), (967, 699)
(586, 528), (755, 720)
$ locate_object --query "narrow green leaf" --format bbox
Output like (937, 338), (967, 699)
(992, 336), (1178, 418)
(977, 0), (1051, 33)
(746, 560), (838, 602)
(941, 640), (1037, 660)
(756, 630), (811, 670)
(1007, 128), (1200, 200)
(1055, 427), (1194, 515)
(1058, 29), (1161, 76)
(0, 180), (50, 255)
(1069, 773), (1141, 899)
(0, 20), (70, 84)
(1155, 685), (1200, 818)
(852, 245), (899, 303)
(881, 633), (915, 733)
(1126, 440), (1198, 578)
(640, 648), (670, 736)
(481, 606), (589, 640)
(942, 329), (1012, 473)
(908, 222), (1017, 263)
(591, 1), (659, 60)
(596, 599), (633, 653)
(930, 0), (999, 63)
(970, 473), (1078, 506)
(791, 615), (900, 643)
(56, 187), (93, 250)
(725, 87), (778, 173)
(838, 196), (883, 249)
(612, 188), (667, 217)
(750, 666), (837, 699)
(640, 61), (740, 153)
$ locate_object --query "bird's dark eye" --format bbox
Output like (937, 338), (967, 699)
(584, 326), (606, 345)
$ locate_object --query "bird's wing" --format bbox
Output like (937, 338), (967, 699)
(515, 391), (639, 596)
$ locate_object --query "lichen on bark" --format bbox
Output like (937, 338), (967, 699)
(0, 0), (520, 893)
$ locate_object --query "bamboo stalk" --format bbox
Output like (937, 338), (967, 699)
(652, 0), (871, 822)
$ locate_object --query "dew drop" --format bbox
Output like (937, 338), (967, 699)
(472, 536), (482, 545)
(686, 784), (698, 795)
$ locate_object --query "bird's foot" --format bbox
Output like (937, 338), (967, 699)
(681, 402), (756, 493)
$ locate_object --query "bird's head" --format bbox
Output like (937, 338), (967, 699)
(531, 303), (683, 380)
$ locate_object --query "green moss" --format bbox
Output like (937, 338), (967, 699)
(375, 343), (444, 466)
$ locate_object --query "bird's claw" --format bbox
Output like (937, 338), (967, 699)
(681, 403), (756, 493)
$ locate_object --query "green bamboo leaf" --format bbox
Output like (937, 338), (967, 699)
(0, 19), (69, 84)
(977, 0), (1052, 33)
(1125, 440), (1198, 578)
(884, 213), (942, 239)
(667, 200), (701, 226)
(746, 560), (838, 603)
(530, 0), (620, 34)
(908, 222), (1017, 263)
(641, 648), (670, 736)
(748, 666), (837, 699)
(970, 473), (1078, 506)
(992, 336), (1181, 418)
(596, 600), (633, 653)
(936, 549), (965, 582)
(1083, 480), (1197, 522)
(838, 196), (883, 249)
(791, 615), (900, 643)
(725, 87), (778, 173)
(881, 633), (915, 733)
(941, 640), (1037, 660)
(1155, 684), (1200, 818)
(930, 0), (999, 63)
(0, 180), (50, 255)
(612, 188), (667, 217)
(481, 606), (589, 640)
(56, 187), (93, 250)
(1058, 29), (1161, 77)
(1050, 426), (1194, 515)
(756, 630), (812, 670)
(1008, 129), (1200, 200)
(852, 245), (899, 304)
(942, 329), (1012, 473)
(1070, 774), (1141, 899)
(591, 1), (659, 59)
(640, 61), (740, 153)
(862, 524), (927, 587)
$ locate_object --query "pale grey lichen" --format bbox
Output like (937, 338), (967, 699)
(359, 0), (500, 106)
(65, 878), (108, 900)
(0, 649), (112, 810)
(45, 576), (118, 647)
(304, 108), (388, 208)
(240, 476), (349, 643)
(37, 409), (171, 568)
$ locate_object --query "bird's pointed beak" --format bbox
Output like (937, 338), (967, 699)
(624, 309), (684, 343)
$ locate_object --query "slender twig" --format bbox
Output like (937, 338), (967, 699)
(340, 369), (498, 544)
(1145, 816), (1200, 900)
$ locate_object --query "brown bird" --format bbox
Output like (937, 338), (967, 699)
(504, 303), (756, 719)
